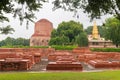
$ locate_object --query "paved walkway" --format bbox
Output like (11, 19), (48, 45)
(29, 58), (49, 71)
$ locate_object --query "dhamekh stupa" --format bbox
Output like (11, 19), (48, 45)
(30, 19), (53, 46)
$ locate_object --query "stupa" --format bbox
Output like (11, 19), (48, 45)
(92, 21), (99, 39)
(88, 21), (114, 47)
(30, 19), (53, 46)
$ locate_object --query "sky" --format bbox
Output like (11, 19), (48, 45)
(0, 1), (112, 41)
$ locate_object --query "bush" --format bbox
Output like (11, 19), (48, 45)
(51, 45), (77, 50)
(0, 45), (77, 50)
(91, 48), (120, 52)
(30, 46), (49, 48)
(75, 32), (88, 47)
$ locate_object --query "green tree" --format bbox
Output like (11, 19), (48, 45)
(49, 20), (84, 45)
(0, 37), (29, 47)
(2, 37), (15, 46)
(57, 20), (83, 42)
(49, 37), (63, 45)
(53, 0), (120, 20)
(85, 26), (93, 35)
(1, 0), (120, 34)
(49, 35), (70, 46)
(1, 0), (120, 22)
(0, 0), (47, 34)
(1, 0), (120, 24)
(51, 29), (58, 38)
(15, 38), (29, 46)
(0, 25), (15, 34)
(0, 0), (46, 23)
(104, 17), (120, 47)
(60, 35), (70, 45)
(75, 32), (88, 47)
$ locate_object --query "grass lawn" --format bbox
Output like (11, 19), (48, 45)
(0, 71), (120, 80)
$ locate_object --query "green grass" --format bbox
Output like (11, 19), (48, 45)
(91, 48), (120, 52)
(0, 71), (120, 80)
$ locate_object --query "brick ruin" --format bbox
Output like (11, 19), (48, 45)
(30, 19), (53, 46)
(0, 48), (54, 71)
(73, 47), (120, 69)
(47, 51), (82, 71)
(46, 59), (82, 71)
(0, 47), (120, 71)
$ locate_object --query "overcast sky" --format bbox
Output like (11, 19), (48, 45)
(0, 1), (112, 41)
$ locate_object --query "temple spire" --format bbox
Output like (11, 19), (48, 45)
(92, 21), (99, 39)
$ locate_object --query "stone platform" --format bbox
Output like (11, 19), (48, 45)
(88, 60), (120, 68)
(46, 62), (82, 71)
(0, 48), (43, 71)
(47, 53), (83, 71)
(0, 58), (30, 71)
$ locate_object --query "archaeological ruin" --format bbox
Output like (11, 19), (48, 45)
(0, 47), (120, 71)
(0, 19), (120, 72)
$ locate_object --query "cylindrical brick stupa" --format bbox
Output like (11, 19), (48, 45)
(30, 19), (53, 46)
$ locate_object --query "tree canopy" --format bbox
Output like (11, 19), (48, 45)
(0, 0), (47, 34)
(53, 0), (120, 20)
(1, 0), (120, 22)
(56, 21), (83, 42)
(0, 37), (29, 47)
(1, 0), (120, 34)
(49, 20), (88, 46)
(1, 0), (120, 24)
(75, 32), (88, 47)
(0, 0), (47, 23)
(103, 17), (120, 47)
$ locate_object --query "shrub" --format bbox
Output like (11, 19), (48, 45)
(91, 48), (120, 52)
(51, 45), (77, 50)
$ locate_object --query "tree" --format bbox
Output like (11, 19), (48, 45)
(0, 0), (47, 23)
(1, 0), (120, 22)
(49, 20), (84, 45)
(53, 0), (120, 20)
(1, 0), (120, 34)
(0, 37), (29, 47)
(1, 0), (120, 24)
(0, 25), (15, 34)
(51, 29), (58, 38)
(49, 37), (63, 45)
(1, 37), (15, 46)
(85, 26), (93, 35)
(104, 17), (120, 47)
(57, 20), (83, 42)
(75, 32), (88, 47)
(0, 0), (47, 34)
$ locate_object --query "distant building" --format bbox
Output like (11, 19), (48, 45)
(30, 19), (53, 46)
(88, 21), (115, 48)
